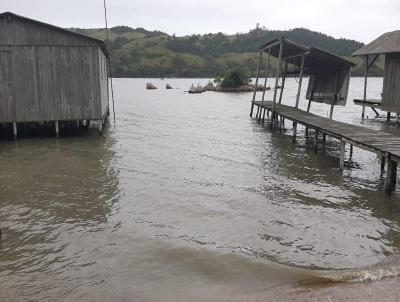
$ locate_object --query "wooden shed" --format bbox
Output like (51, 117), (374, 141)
(353, 31), (400, 120)
(250, 38), (355, 120)
(0, 12), (110, 138)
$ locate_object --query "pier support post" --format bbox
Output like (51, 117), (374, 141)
(250, 51), (263, 117)
(314, 131), (318, 153)
(387, 112), (391, 123)
(385, 155), (397, 194)
(12, 122), (17, 140)
(381, 156), (386, 173)
(55, 120), (59, 137)
(293, 122), (297, 142)
(322, 134), (327, 147)
(98, 120), (103, 136)
(350, 144), (353, 158)
(340, 140), (345, 170)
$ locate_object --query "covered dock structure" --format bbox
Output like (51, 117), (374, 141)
(353, 30), (400, 121)
(250, 37), (400, 194)
(0, 12), (110, 138)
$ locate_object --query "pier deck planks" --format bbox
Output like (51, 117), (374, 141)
(253, 101), (400, 161)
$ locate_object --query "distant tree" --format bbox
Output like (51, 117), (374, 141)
(220, 67), (249, 88)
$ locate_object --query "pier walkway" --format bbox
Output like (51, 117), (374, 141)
(252, 101), (400, 193)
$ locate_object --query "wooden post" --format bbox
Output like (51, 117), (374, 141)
(385, 154), (397, 194)
(350, 144), (353, 158)
(55, 120), (59, 137)
(293, 122), (297, 142)
(278, 61), (288, 104)
(362, 55), (368, 118)
(271, 38), (284, 128)
(260, 49), (271, 121)
(250, 51), (263, 117)
(396, 113), (399, 123)
(295, 55), (305, 108)
(381, 156), (386, 173)
(307, 100), (311, 112)
(329, 103), (335, 119)
(12, 122), (17, 140)
(98, 120), (103, 136)
(387, 112), (391, 122)
(314, 130), (318, 153)
(340, 140), (345, 170)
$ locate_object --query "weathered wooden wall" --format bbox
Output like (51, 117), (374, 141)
(382, 53), (400, 113)
(0, 13), (109, 123)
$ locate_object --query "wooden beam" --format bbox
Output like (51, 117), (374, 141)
(55, 120), (59, 137)
(270, 38), (284, 128)
(385, 154), (397, 194)
(12, 122), (17, 140)
(362, 55), (369, 118)
(340, 140), (345, 170)
(250, 51), (263, 117)
(278, 61), (288, 104)
(314, 130), (318, 153)
(260, 49), (271, 121)
(295, 55), (305, 108)
(367, 54), (379, 71)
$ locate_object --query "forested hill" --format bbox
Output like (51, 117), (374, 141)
(71, 26), (383, 78)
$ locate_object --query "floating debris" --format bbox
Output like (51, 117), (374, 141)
(166, 84), (173, 89)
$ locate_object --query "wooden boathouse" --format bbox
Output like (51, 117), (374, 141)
(353, 31), (400, 121)
(0, 12), (110, 138)
(250, 37), (400, 194)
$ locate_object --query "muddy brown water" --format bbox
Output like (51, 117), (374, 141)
(1, 78), (400, 301)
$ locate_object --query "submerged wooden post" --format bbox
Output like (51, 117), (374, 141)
(55, 120), (59, 137)
(12, 122), (17, 140)
(362, 55), (369, 118)
(250, 51), (263, 117)
(340, 140), (346, 170)
(349, 144), (353, 158)
(98, 119), (103, 136)
(385, 154), (397, 194)
(387, 112), (391, 122)
(295, 55), (305, 108)
(271, 38), (284, 128)
(314, 130), (318, 153)
(293, 122), (297, 142)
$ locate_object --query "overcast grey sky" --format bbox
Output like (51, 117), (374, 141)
(1, 0), (399, 43)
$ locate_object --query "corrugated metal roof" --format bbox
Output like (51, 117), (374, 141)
(353, 31), (400, 56)
(0, 12), (109, 58)
(259, 38), (356, 72)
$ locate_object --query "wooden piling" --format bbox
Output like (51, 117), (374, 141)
(362, 55), (369, 118)
(250, 51), (263, 117)
(385, 154), (397, 194)
(12, 122), (17, 140)
(270, 38), (284, 128)
(340, 140), (346, 170)
(98, 120), (103, 135)
(55, 120), (59, 137)
(314, 131), (318, 153)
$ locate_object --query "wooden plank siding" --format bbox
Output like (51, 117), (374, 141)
(0, 13), (109, 123)
(382, 53), (400, 113)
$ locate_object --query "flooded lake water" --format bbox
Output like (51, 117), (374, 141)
(1, 78), (400, 301)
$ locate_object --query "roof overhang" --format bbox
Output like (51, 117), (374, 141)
(259, 38), (356, 72)
(353, 30), (400, 56)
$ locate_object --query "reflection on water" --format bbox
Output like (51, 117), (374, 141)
(0, 78), (400, 301)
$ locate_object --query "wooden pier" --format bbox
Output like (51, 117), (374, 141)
(249, 37), (400, 194)
(252, 101), (399, 193)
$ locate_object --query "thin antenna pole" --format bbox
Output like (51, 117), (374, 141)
(103, 0), (116, 123)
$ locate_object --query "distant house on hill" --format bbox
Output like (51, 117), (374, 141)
(0, 12), (110, 138)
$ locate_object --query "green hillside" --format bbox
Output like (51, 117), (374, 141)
(71, 26), (383, 78)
